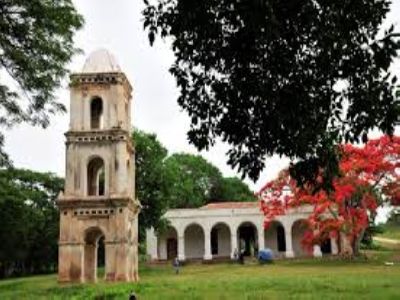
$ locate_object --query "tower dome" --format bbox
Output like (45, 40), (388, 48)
(82, 49), (121, 73)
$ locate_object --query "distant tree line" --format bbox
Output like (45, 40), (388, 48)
(0, 0), (82, 277)
(0, 169), (63, 278)
(0, 129), (254, 277)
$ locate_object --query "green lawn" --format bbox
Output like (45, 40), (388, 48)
(0, 252), (400, 299)
(378, 224), (400, 241)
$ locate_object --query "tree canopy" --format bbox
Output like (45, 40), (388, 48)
(133, 129), (255, 241)
(216, 177), (255, 202)
(164, 153), (223, 208)
(164, 154), (256, 208)
(143, 0), (400, 185)
(0, 0), (83, 166)
(134, 128), (256, 212)
(258, 135), (400, 256)
(0, 168), (63, 277)
(134, 129), (169, 233)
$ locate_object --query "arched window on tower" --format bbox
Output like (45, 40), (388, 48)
(90, 97), (103, 129)
(87, 157), (105, 196)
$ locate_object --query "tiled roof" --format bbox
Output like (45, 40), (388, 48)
(201, 201), (259, 209)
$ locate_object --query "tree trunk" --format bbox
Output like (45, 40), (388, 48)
(352, 228), (365, 257)
(339, 232), (353, 256)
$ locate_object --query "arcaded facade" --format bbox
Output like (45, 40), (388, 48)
(57, 50), (140, 283)
(146, 202), (339, 261)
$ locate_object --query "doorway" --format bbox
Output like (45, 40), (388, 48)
(84, 227), (105, 282)
(167, 238), (177, 260)
(238, 222), (258, 256)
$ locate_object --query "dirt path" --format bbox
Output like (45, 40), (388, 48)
(374, 236), (400, 245)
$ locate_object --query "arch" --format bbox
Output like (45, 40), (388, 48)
(184, 223), (205, 259)
(210, 222), (231, 258)
(84, 226), (104, 244)
(157, 226), (178, 260)
(90, 96), (103, 129)
(291, 219), (311, 257)
(264, 221), (286, 255)
(237, 221), (258, 257)
(87, 156), (105, 196)
(83, 226), (105, 282)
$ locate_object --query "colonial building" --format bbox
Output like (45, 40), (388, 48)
(146, 202), (338, 261)
(57, 49), (140, 283)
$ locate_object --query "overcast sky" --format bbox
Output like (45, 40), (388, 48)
(3, 0), (400, 196)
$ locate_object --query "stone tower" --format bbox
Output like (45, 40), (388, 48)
(57, 49), (140, 283)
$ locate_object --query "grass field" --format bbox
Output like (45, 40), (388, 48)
(0, 251), (399, 300)
(377, 224), (400, 241)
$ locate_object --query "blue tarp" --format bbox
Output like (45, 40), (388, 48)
(258, 248), (274, 263)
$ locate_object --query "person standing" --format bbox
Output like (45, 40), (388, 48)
(173, 257), (180, 274)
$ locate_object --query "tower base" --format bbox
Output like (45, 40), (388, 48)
(57, 198), (140, 283)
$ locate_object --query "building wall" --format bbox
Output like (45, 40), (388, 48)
(147, 205), (339, 261)
(65, 136), (133, 198)
(292, 220), (310, 257)
(214, 224), (231, 257)
(69, 83), (131, 132)
(58, 66), (139, 283)
(264, 222), (279, 253)
(157, 227), (177, 260)
(184, 225), (205, 259)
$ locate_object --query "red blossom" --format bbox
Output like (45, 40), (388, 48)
(258, 135), (400, 251)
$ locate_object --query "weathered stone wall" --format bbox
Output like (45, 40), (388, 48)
(57, 51), (140, 284)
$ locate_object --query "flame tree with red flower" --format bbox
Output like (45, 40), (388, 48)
(257, 135), (400, 256)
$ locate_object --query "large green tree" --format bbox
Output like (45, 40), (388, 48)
(143, 0), (400, 187)
(0, 0), (83, 166)
(217, 177), (255, 202)
(134, 129), (169, 234)
(0, 168), (63, 277)
(134, 129), (255, 232)
(164, 153), (223, 208)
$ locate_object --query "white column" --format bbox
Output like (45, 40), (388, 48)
(230, 232), (238, 259)
(285, 225), (294, 258)
(178, 234), (185, 261)
(331, 237), (339, 255)
(258, 226), (265, 251)
(146, 228), (158, 260)
(204, 228), (212, 260)
(313, 245), (322, 257)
